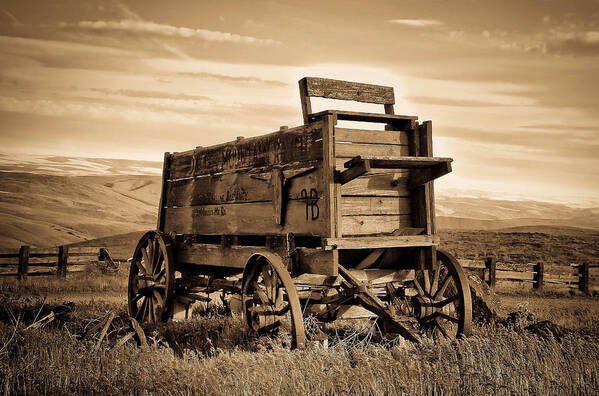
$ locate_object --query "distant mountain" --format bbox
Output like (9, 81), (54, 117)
(0, 154), (597, 248)
(435, 194), (599, 231)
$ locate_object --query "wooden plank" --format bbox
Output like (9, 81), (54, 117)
(324, 235), (437, 249)
(341, 215), (412, 236)
(346, 156), (453, 169)
(297, 248), (338, 276)
(28, 252), (58, 258)
(321, 114), (337, 237)
(163, 200), (327, 236)
(165, 165), (325, 207)
(174, 243), (265, 268)
(335, 128), (409, 145)
(340, 173), (409, 196)
(342, 196), (411, 216)
(309, 110), (416, 127)
(496, 270), (535, 281)
(0, 253), (19, 259)
(408, 162), (452, 189)
(337, 160), (370, 185)
(302, 77), (395, 105)
(157, 152), (171, 231)
(335, 142), (410, 158)
(67, 247), (101, 255)
(299, 78), (312, 125)
(169, 123), (323, 179)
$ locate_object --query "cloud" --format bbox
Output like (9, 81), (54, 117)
(94, 89), (213, 102)
(387, 19), (443, 27)
(58, 19), (280, 46)
(176, 71), (287, 87)
(406, 96), (510, 107)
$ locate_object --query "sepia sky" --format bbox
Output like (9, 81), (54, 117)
(0, 0), (598, 204)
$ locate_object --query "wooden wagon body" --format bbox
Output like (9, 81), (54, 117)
(128, 78), (472, 347)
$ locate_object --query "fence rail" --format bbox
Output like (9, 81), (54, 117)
(461, 257), (597, 294)
(0, 245), (126, 280)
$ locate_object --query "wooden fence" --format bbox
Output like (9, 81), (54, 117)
(461, 257), (598, 294)
(0, 246), (122, 280)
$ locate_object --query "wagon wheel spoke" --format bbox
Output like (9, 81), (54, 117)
(433, 274), (452, 300)
(251, 281), (271, 305)
(412, 277), (426, 297)
(261, 266), (275, 300)
(434, 294), (458, 308)
(136, 297), (148, 322)
(131, 293), (143, 304)
(147, 238), (154, 268)
(434, 318), (454, 341)
(275, 286), (284, 309)
(153, 289), (164, 307)
(141, 247), (151, 272)
(155, 268), (166, 282)
(422, 269), (431, 296)
(134, 259), (149, 277)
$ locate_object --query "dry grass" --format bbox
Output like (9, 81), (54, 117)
(0, 278), (598, 395)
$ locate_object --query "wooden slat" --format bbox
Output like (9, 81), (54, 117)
(67, 247), (100, 254)
(166, 165), (325, 207)
(28, 252), (58, 258)
(169, 123), (323, 179)
(346, 156), (453, 169)
(302, 77), (395, 105)
(341, 174), (409, 196)
(341, 214), (412, 236)
(335, 142), (410, 158)
(323, 235), (436, 249)
(310, 110), (416, 126)
(0, 253), (18, 259)
(496, 270), (535, 281)
(174, 243), (268, 268)
(163, 200), (327, 236)
(335, 128), (409, 145)
(341, 196), (411, 215)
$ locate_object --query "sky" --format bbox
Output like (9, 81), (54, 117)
(0, 0), (598, 205)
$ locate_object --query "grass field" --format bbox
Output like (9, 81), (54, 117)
(1, 266), (598, 395)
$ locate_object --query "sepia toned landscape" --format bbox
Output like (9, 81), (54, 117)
(1, 1), (598, 395)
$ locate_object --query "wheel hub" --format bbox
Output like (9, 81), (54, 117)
(412, 296), (437, 319)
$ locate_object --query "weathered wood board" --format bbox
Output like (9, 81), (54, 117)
(335, 128), (409, 145)
(166, 165), (325, 207)
(163, 199), (327, 236)
(302, 77), (395, 105)
(169, 122), (323, 179)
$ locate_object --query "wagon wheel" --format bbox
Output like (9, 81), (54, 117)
(128, 231), (175, 324)
(389, 248), (472, 341)
(242, 253), (306, 349)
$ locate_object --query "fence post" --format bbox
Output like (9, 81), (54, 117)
(57, 246), (68, 278)
(17, 245), (30, 281)
(485, 257), (496, 288)
(579, 262), (589, 295)
(534, 262), (544, 289)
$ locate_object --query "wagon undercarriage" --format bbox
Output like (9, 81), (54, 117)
(128, 77), (473, 348)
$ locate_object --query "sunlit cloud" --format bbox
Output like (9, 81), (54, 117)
(386, 19), (444, 27)
(58, 19), (280, 46)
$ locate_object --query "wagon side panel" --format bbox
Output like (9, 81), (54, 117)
(161, 122), (331, 236)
